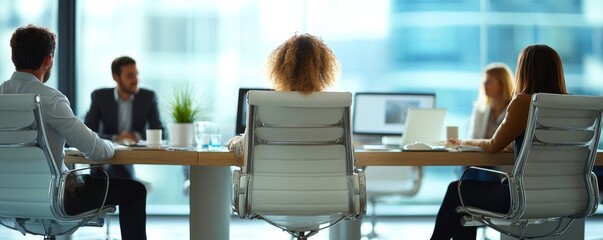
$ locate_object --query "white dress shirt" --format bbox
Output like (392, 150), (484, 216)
(0, 72), (114, 171)
(113, 88), (134, 134)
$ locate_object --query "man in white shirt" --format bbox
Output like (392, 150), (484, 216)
(1, 24), (147, 240)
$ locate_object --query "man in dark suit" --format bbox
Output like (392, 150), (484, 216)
(85, 56), (164, 179)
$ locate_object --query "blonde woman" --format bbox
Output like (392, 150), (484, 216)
(462, 63), (514, 182)
(468, 62), (514, 139)
(228, 33), (340, 157)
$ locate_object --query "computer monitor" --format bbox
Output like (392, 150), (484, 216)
(353, 92), (436, 135)
(235, 88), (272, 135)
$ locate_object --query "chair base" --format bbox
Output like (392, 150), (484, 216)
(365, 230), (378, 239)
(295, 232), (311, 240)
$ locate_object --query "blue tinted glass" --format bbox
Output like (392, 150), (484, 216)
(391, 26), (480, 71)
(488, 26), (592, 74)
(393, 0), (480, 12)
(0, 1), (58, 88)
(75, 0), (603, 211)
(489, 0), (582, 13)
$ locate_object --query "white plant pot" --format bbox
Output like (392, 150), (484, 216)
(168, 123), (194, 148)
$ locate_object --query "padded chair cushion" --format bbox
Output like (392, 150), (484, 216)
(233, 91), (365, 235)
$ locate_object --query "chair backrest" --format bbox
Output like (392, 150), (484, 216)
(0, 94), (62, 219)
(243, 91), (359, 230)
(511, 93), (603, 220)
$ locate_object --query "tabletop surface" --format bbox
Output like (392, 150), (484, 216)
(65, 148), (603, 166)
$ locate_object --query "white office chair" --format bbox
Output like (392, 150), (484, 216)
(363, 166), (422, 239)
(458, 93), (603, 239)
(0, 94), (115, 240)
(232, 91), (366, 240)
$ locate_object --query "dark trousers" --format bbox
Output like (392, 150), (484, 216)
(459, 166), (502, 182)
(64, 175), (147, 240)
(91, 164), (135, 179)
(431, 180), (510, 240)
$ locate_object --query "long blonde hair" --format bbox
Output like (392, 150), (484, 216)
(266, 33), (340, 94)
(476, 62), (514, 111)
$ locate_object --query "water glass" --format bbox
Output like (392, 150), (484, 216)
(209, 133), (222, 151)
(195, 121), (212, 150)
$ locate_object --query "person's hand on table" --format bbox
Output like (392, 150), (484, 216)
(227, 135), (244, 157)
(446, 138), (463, 148)
(113, 131), (139, 146)
(116, 131), (138, 142)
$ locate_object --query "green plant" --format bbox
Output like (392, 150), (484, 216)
(167, 85), (200, 123)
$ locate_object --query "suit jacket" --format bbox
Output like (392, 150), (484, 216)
(84, 88), (165, 140)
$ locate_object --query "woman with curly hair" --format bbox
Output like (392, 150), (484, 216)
(227, 33), (341, 156)
(266, 33), (340, 93)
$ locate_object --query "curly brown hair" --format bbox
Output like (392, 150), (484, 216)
(266, 33), (340, 94)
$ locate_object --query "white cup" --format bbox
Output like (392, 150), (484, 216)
(446, 126), (459, 139)
(146, 129), (162, 148)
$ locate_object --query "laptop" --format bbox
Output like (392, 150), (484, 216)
(400, 108), (447, 147)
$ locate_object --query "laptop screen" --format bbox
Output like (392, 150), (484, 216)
(353, 92), (436, 135)
(400, 108), (447, 145)
(235, 88), (272, 135)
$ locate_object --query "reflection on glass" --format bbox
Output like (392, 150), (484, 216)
(75, 0), (603, 210)
(385, 100), (419, 124)
(0, 0), (58, 88)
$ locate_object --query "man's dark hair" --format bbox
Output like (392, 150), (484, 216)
(111, 56), (136, 76)
(10, 24), (56, 71)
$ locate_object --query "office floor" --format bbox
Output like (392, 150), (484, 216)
(3, 215), (603, 240)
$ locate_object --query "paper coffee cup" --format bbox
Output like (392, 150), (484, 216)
(446, 126), (458, 139)
(146, 129), (162, 147)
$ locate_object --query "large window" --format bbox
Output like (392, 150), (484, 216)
(76, 0), (603, 211)
(0, 0), (58, 88)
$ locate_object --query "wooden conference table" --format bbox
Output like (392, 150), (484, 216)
(65, 149), (603, 240)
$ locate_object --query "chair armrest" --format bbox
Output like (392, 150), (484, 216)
(232, 169), (241, 216)
(586, 172), (600, 216)
(57, 166), (110, 221)
(460, 166), (510, 183)
(232, 168), (248, 218)
(353, 168), (367, 218)
(463, 206), (510, 219)
(458, 166), (512, 219)
(460, 215), (485, 227)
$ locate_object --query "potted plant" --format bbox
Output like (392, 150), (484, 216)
(167, 85), (200, 148)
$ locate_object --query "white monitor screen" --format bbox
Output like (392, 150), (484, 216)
(353, 92), (436, 135)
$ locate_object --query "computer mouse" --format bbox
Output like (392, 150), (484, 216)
(403, 142), (433, 151)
